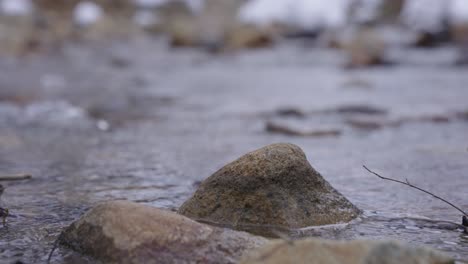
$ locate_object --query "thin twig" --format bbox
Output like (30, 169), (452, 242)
(47, 237), (60, 264)
(363, 165), (468, 217)
(0, 174), (32, 181)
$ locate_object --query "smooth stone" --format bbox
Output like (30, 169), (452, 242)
(59, 200), (267, 264)
(179, 143), (361, 237)
(240, 239), (454, 264)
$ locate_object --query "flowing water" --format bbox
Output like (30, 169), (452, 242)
(0, 38), (467, 263)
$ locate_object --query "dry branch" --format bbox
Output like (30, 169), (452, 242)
(363, 165), (468, 220)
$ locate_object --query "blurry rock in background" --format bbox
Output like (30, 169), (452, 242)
(161, 0), (273, 51)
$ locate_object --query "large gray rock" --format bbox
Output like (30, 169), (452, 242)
(59, 201), (267, 264)
(178, 143), (361, 237)
(240, 238), (454, 264)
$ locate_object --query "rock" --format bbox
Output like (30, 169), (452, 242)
(346, 116), (387, 130)
(240, 239), (454, 264)
(265, 121), (342, 137)
(334, 105), (388, 115)
(178, 143), (360, 237)
(274, 107), (306, 118)
(412, 31), (450, 48)
(168, 16), (199, 48)
(162, 0), (273, 51)
(59, 201), (267, 264)
(224, 24), (273, 51)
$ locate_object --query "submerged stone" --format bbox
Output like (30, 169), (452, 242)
(240, 239), (454, 264)
(178, 143), (361, 237)
(59, 201), (267, 264)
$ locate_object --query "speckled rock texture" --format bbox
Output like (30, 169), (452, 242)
(178, 143), (361, 237)
(59, 201), (267, 264)
(240, 239), (454, 264)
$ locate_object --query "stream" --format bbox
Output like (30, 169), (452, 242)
(0, 38), (468, 263)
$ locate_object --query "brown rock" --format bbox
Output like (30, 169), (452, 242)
(162, 0), (273, 51)
(265, 122), (342, 137)
(224, 24), (273, 50)
(241, 239), (454, 264)
(178, 143), (360, 237)
(60, 200), (267, 264)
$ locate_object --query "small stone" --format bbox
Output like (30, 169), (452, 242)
(60, 201), (267, 264)
(265, 122), (342, 137)
(274, 107), (306, 118)
(179, 143), (360, 237)
(240, 239), (454, 264)
(335, 105), (387, 116)
(224, 24), (273, 51)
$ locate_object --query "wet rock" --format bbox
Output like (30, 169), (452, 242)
(163, 0), (273, 51)
(345, 116), (387, 130)
(334, 105), (388, 115)
(178, 143), (360, 237)
(168, 17), (199, 47)
(169, 22), (274, 51)
(274, 107), (306, 118)
(224, 24), (273, 51)
(240, 238), (454, 264)
(346, 113), (451, 131)
(412, 31), (450, 48)
(60, 200), (267, 264)
(158, 1), (198, 47)
(265, 121), (341, 137)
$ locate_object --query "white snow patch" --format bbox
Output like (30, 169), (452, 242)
(73, 1), (104, 27)
(239, 0), (351, 29)
(0, 0), (33, 16)
(401, 0), (448, 32)
(449, 0), (468, 24)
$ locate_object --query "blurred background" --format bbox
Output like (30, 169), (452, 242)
(0, 0), (467, 62)
(1, 0), (468, 263)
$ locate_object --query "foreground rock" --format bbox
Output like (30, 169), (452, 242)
(241, 239), (454, 264)
(179, 143), (361, 237)
(59, 201), (267, 264)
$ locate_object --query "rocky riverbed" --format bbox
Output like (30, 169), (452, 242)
(0, 35), (468, 263)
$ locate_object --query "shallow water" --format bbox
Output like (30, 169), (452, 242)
(0, 38), (468, 263)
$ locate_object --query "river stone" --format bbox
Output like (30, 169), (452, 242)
(59, 200), (267, 264)
(240, 239), (454, 264)
(178, 143), (361, 237)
